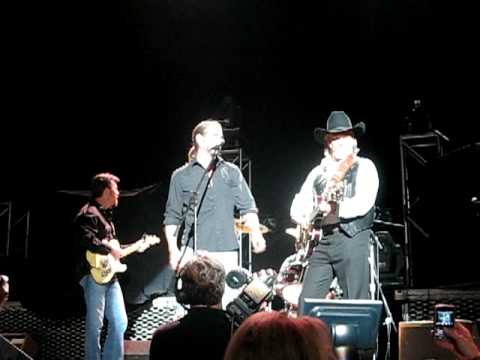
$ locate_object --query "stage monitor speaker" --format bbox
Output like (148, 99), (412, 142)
(124, 340), (151, 360)
(0, 334), (34, 360)
(399, 320), (479, 360)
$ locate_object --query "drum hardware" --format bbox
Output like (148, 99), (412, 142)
(234, 219), (270, 234)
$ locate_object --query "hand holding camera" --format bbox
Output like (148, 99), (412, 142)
(435, 322), (480, 360)
(433, 304), (455, 340)
(432, 304), (480, 360)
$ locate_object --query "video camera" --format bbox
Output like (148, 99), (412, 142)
(224, 268), (277, 329)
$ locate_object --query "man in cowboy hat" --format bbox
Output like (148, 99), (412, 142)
(290, 111), (379, 312)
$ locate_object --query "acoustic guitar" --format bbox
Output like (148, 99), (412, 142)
(86, 234), (160, 284)
(299, 153), (358, 258)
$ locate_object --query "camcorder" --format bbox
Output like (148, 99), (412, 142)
(433, 303), (455, 340)
(225, 268), (277, 329)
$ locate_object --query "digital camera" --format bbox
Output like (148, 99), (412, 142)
(433, 303), (455, 339)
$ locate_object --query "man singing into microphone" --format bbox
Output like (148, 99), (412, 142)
(164, 119), (266, 306)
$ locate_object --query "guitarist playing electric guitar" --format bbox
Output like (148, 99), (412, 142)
(290, 111), (379, 315)
(74, 172), (159, 360)
(86, 234), (160, 284)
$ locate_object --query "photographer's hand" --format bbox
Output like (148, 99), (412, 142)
(435, 322), (480, 360)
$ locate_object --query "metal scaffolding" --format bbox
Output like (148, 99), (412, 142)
(399, 132), (445, 287)
(221, 148), (252, 188)
(0, 201), (30, 258)
(221, 147), (253, 271)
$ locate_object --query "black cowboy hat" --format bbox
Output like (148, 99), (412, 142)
(313, 111), (366, 144)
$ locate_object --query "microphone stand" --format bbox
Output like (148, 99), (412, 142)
(173, 149), (220, 265)
(368, 233), (397, 360)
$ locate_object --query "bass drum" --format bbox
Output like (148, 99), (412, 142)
(275, 254), (306, 309)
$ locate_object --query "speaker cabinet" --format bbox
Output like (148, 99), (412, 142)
(399, 320), (478, 360)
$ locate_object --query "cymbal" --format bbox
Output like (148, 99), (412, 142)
(235, 219), (270, 234)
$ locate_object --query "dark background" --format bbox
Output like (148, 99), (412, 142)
(1, 0), (479, 345)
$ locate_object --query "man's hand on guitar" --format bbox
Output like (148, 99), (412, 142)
(317, 199), (332, 215)
(102, 239), (123, 259)
(88, 235), (160, 284)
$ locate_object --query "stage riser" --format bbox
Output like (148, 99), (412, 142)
(0, 297), (183, 360)
(395, 289), (480, 322)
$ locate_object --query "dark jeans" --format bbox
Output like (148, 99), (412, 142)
(299, 229), (372, 315)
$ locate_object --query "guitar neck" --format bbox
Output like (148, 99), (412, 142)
(120, 242), (141, 258)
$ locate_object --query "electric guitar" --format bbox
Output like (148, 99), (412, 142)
(86, 234), (161, 284)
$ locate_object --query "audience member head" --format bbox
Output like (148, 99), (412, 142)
(0, 274), (9, 307)
(224, 310), (337, 360)
(175, 254), (225, 307)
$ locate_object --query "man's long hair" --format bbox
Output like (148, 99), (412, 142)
(188, 119), (221, 161)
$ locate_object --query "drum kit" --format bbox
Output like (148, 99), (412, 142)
(234, 218), (270, 272)
(275, 227), (345, 311)
(234, 219), (345, 311)
(274, 253), (305, 309)
(234, 219), (270, 235)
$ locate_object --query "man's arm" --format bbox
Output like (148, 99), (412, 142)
(339, 158), (379, 219)
(230, 165), (266, 253)
(163, 171), (185, 269)
(164, 224), (182, 270)
(290, 165), (322, 226)
(243, 212), (266, 253)
(99, 239), (123, 259)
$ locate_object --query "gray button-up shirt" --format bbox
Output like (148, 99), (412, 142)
(164, 158), (258, 251)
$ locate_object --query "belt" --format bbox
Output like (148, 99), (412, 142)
(322, 224), (341, 235)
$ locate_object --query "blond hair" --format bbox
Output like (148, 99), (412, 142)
(224, 311), (337, 360)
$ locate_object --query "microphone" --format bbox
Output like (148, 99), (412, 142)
(210, 139), (225, 152)
(226, 268), (251, 289)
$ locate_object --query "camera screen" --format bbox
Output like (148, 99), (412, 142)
(435, 310), (454, 327)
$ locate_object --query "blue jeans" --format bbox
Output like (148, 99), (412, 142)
(80, 275), (128, 360)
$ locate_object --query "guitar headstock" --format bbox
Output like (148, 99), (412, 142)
(137, 234), (161, 253)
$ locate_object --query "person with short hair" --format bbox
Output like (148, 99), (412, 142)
(75, 173), (128, 360)
(149, 254), (232, 360)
